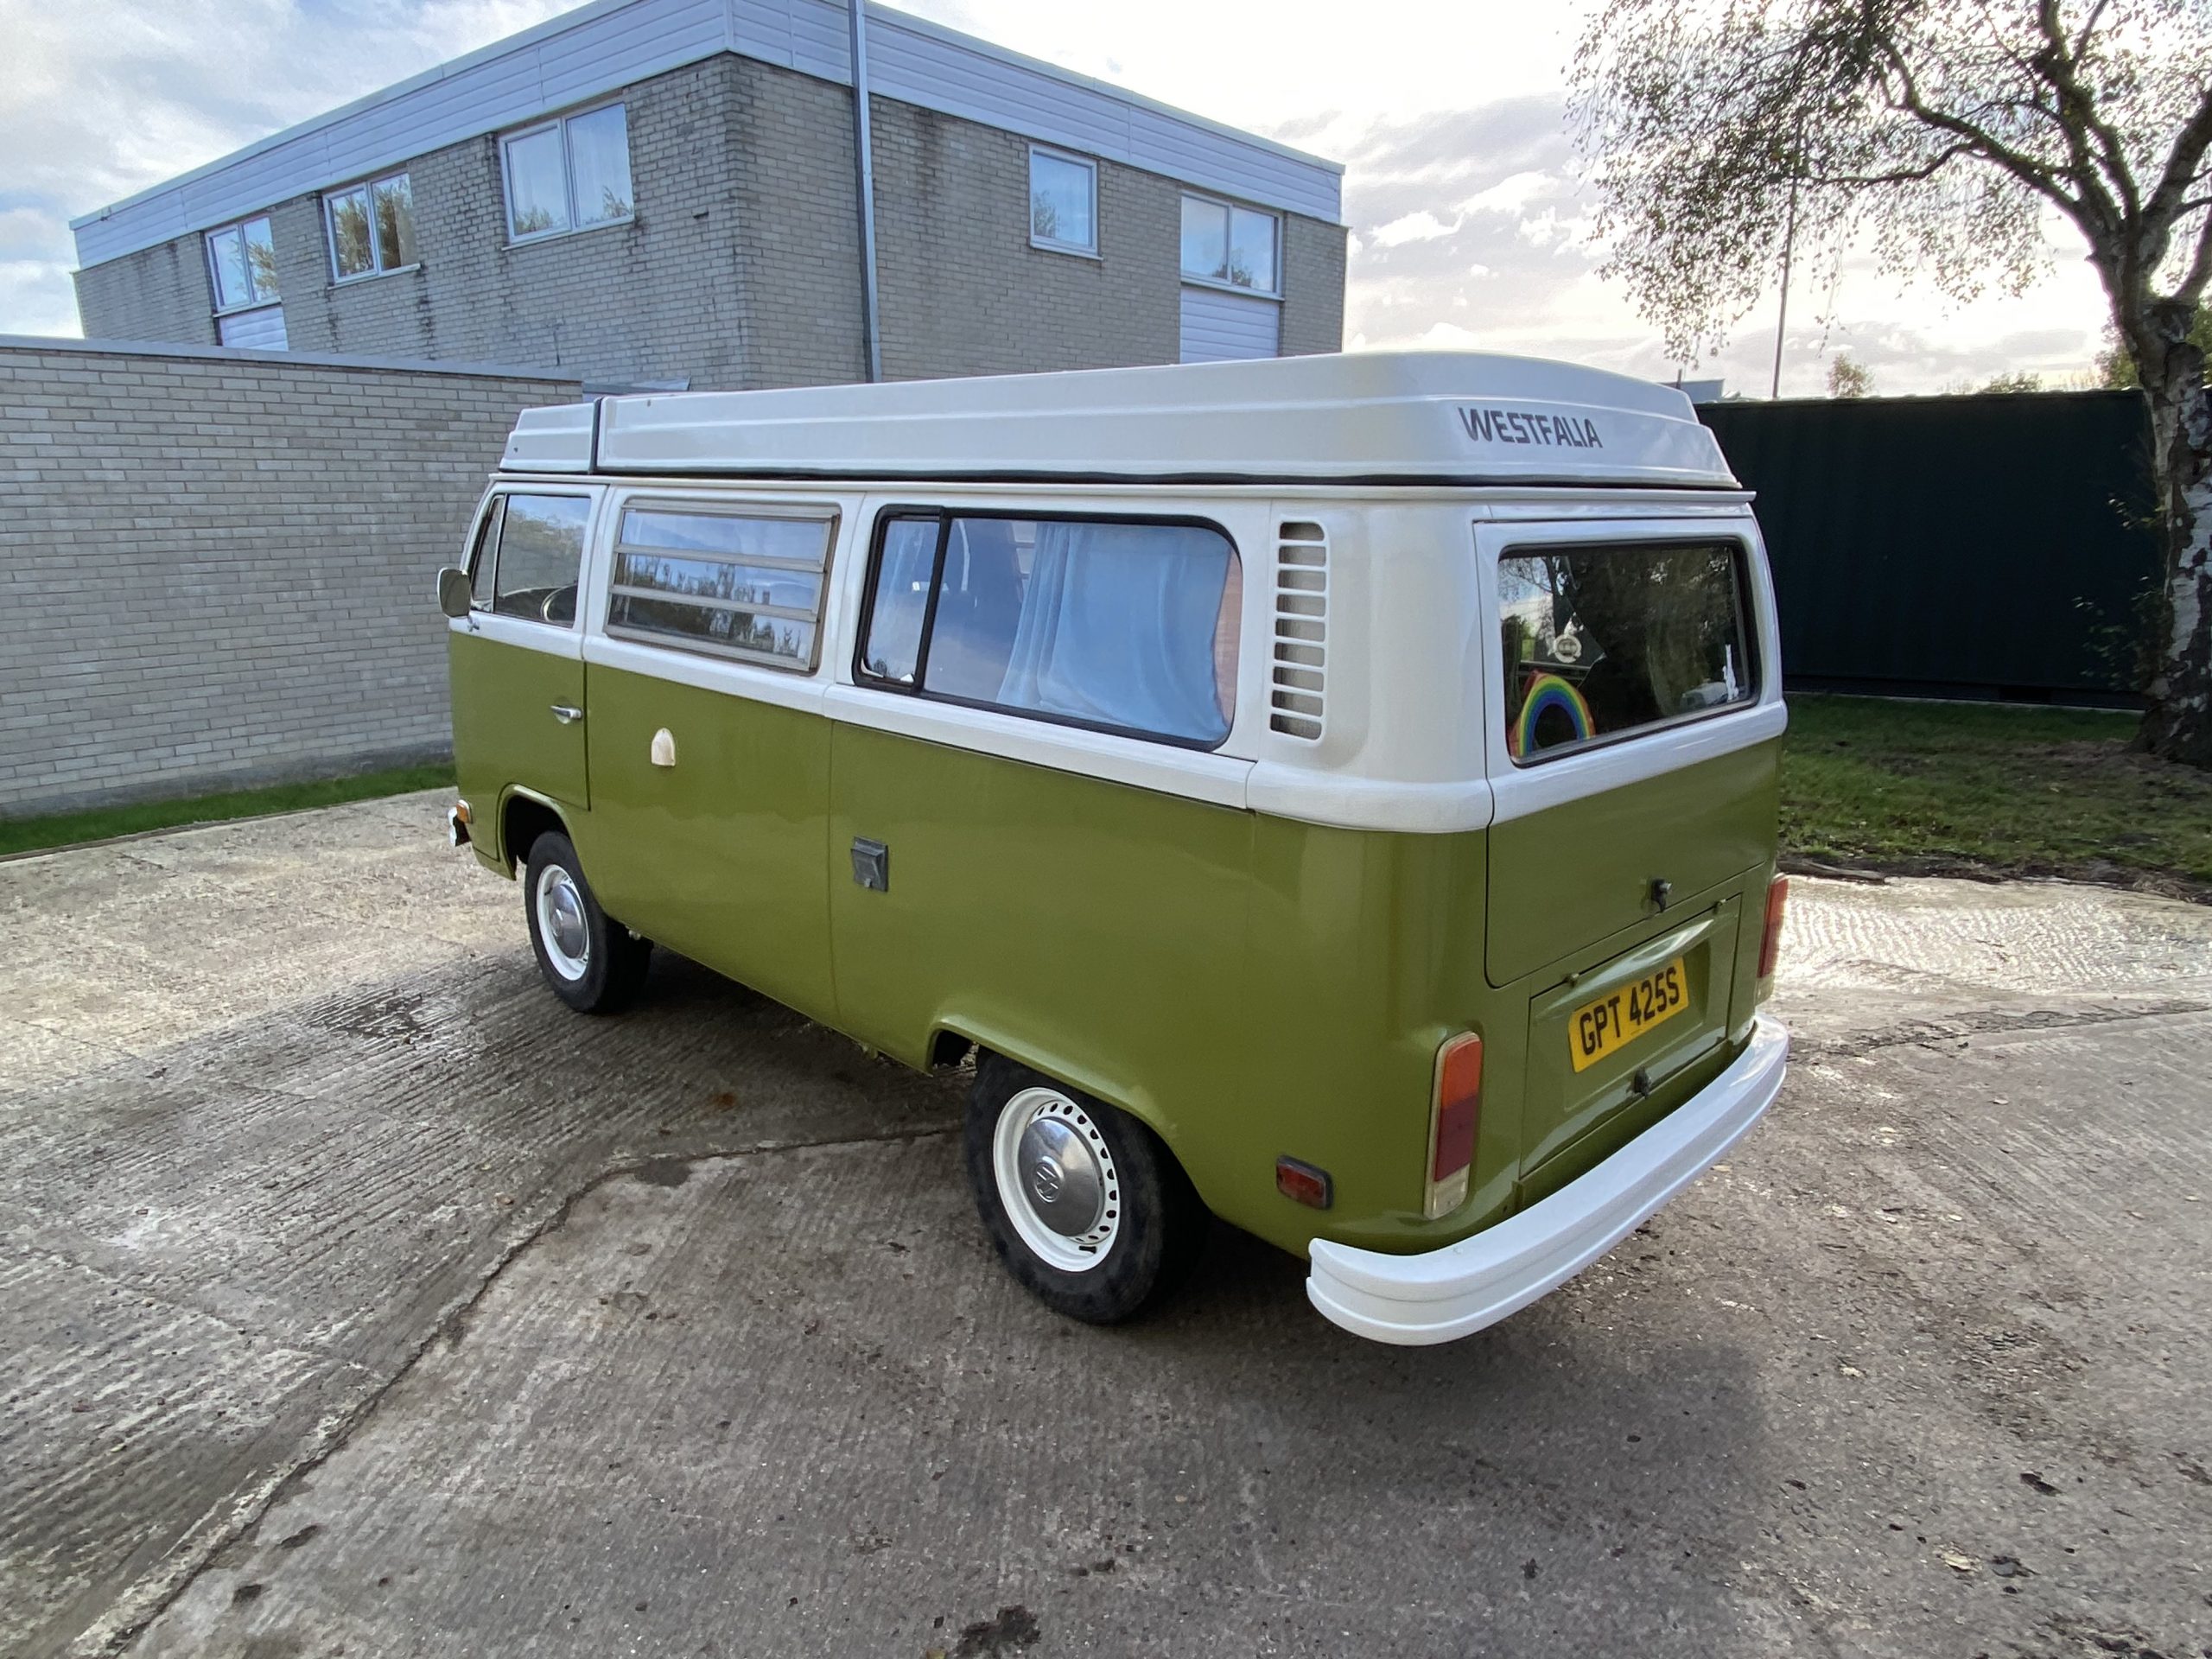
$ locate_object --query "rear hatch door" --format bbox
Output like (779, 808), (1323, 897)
(1478, 518), (1778, 1175)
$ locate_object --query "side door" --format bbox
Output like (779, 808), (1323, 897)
(571, 492), (840, 1022)
(448, 487), (598, 855)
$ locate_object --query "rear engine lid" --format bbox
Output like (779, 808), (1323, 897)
(1519, 894), (1744, 1179)
(1484, 740), (1777, 985)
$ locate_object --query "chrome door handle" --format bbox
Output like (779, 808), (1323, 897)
(550, 704), (583, 725)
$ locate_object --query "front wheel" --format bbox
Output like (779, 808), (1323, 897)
(963, 1055), (1207, 1324)
(521, 830), (652, 1014)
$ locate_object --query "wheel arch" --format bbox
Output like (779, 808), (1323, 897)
(929, 1015), (1205, 1198)
(498, 786), (571, 876)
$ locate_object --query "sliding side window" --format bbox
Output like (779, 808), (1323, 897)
(606, 504), (836, 671)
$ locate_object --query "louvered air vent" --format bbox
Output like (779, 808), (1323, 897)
(1269, 522), (1328, 739)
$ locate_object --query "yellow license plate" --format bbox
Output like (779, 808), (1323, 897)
(1569, 957), (1688, 1072)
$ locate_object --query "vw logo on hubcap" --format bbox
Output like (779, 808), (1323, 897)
(1013, 1112), (1104, 1238)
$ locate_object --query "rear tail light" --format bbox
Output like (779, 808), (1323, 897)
(1757, 874), (1789, 999)
(1425, 1033), (1483, 1219)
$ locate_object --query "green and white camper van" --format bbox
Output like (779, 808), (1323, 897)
(435, 352), (1790, 1346)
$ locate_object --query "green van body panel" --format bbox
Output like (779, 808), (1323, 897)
(574, 664), (838, 1025)
(448, 629), (587, 864)
(1484, 738), (1780, 986)
(824, 719), (1255, 1182)
(442, 618), (1782, 1267)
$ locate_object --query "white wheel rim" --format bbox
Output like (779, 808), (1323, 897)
(992, 1086), (1122, 1274)
(534, 862), (590, 982)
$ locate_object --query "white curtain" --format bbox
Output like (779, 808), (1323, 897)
(996, 522), (1231, 742)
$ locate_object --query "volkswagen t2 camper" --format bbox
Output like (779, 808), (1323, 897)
(435, 352), (1790, 1345)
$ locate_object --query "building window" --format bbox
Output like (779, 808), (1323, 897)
(1179, 194), (1280, 296)
(326, 172), (417, 281)
(1028, 148), (1096, 255)
(206, 216), (280, 313)
(501, 103), (633, 242)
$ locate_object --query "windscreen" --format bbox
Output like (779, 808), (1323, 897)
(1499, 541), (1754, 761)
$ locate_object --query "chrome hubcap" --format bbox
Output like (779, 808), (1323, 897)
(1016, 1115), (1103, 1237)
(993, 1087), (1121, 1273)
(536, 864), (590, 981)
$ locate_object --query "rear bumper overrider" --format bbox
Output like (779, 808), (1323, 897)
(1306, 1015), (1789, 1346)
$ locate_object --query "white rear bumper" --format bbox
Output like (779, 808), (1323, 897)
(1306, 1015), (1789, 1346)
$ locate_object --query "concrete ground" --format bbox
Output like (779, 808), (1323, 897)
(3, 792), (2209, 1659)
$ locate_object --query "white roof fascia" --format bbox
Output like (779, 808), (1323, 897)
(72, 0), (1343, 270)
(506, 353), (1740, 490)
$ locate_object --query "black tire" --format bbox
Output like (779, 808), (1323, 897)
(963, 1053), (1207, 1324)
(520, 830), (652, 1014)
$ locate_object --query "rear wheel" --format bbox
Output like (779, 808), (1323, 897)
(963, 1054), (1206, 1324)
(521, 830), (652, 1014)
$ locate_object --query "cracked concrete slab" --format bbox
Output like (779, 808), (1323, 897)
(3, 791), (2209, 1657)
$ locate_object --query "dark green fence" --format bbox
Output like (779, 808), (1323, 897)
(1699, 390), (2160, 704)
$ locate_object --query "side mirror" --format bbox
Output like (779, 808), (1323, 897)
(435, 566), (474, 619)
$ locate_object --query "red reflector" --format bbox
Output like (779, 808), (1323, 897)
(1431, 1033), (1483, 1182)
(1276, 1156), (1332, 1209)
(1759, 875), (1789, 981)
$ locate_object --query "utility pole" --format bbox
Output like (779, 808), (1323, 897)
(849, 0), (883, 383)
(1770, 140), (1801, 399)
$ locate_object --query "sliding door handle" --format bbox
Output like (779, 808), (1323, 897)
(550, 703), (584, 725)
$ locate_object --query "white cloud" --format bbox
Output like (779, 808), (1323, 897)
(1415, 321), (1486, 349)
(1458, 169), (1550, 218)
(1370, 210), (1460, 248)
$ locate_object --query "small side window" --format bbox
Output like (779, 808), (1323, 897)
(467, 498), (505, 608)
(857, 512), (1242, 748)
(493, 494), (591, 627)
(859, 518), (942, 683)
(605, 504), (835, 671)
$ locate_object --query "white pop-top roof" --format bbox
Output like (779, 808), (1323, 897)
(500, 352), (1740, 490)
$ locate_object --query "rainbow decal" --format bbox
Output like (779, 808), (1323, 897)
(1510, 672), (1594, 757)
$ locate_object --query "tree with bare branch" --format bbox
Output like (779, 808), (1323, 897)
(1573, 0), (2212, 764)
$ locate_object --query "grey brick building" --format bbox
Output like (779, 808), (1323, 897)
(69, 0), (1346, 391)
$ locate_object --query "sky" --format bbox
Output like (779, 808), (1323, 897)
(0, 0), (2119, 395)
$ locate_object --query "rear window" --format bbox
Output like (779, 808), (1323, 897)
(857, 512), (1241, 748)
(1499, 541), (1754, 762)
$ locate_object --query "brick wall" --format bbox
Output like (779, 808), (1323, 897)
(70, 54), (1342, 388)
(73, 239), (216, 346)
(0, 338), (580, 817)
(263, 57), (765, 390)
(868, 100), (1181, 380)
(1280, 213), (1349, 358)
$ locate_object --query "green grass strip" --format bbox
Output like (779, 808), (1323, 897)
(0, 762), (455, 858)
(1781, 695), (2211, 892)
